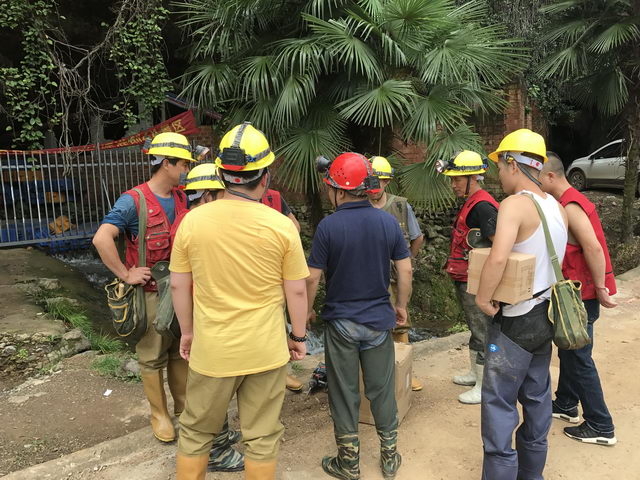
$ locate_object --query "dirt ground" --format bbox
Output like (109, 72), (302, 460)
(4, 267), (640, 480)
(0, 351), (148, 475)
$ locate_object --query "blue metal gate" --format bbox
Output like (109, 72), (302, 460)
(0, 148), (150, 251)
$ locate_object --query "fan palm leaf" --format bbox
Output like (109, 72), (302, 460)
(337, 79), (415, 127)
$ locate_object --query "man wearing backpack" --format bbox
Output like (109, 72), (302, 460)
(474, 129), (568, 480)
(306, 152), (412, 480)
(368, 155), (424, 392)
(93, 132), (193, 444)
(539, 152), (617, 446)
(439, 150), (499, 404)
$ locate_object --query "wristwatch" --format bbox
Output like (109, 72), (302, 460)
(288, 331), (308, 343)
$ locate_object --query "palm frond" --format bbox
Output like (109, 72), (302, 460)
(273, 73), (317, 126)
(337, 79), (416, 127)
(238, 56), (282, 101)
(271, 37), (328, 77)
(542, 18), (592, 45)
(539, 0), (582, 16)
(276, 104), (350, 193)
(304, 0), (347, 19)
(401, 85), (468, 143)
(397, 125), (483, 209)
(178, 62), (237, 109)
(303, 14), (384, 82)
(574, 67), (629, 116)
(589, 22), (640, 54)
(536, 46), (583, 79)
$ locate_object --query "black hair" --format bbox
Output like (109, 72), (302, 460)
(544, 151), (566, 177)
(221, 168), (267, 190)
(150, 157), (181, 176)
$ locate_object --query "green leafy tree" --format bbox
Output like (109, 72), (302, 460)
(538, 0), (640, 242)
(177, 0), (525, 216)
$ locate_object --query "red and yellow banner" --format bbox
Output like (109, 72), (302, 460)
(0, 111), (199, 156)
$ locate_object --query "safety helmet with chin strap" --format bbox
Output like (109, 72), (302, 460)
(489, 129), (547, 186)
(215, 122), (275, 202)
(317, 152), (381, 195)
(370, 156), (394, 179)
(184, 163), (225, 202)
(142, 132), (209, 165)
(437, 150), (488, 197)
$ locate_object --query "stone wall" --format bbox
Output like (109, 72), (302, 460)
(290, 201), (467, 334)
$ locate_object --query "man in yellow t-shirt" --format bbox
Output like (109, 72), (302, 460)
(170, 122), (309, 480)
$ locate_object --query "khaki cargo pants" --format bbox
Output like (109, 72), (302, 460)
(178, 365), (287, 461)
(136, 292), (183, 374)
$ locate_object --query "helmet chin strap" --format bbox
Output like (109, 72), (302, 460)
(464, 177), (471, 198)
(515, 161), (542, 187)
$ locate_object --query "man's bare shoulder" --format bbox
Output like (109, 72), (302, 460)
(498, 194), (532, 211)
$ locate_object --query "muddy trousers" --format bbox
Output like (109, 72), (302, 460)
(324, 321), (398, 435)
(481, 322), (552, 480)
(454, 281), (489, 365)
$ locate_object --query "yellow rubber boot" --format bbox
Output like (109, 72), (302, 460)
(286, 374), (303, 392)
(167, 357), (188, 416)
(392, 332), (423, 392)
(245, 458), (277, 480)
(176, 453), (209, 480)
(141, 371), (176, 442)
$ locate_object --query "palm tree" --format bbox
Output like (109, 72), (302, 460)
(537, 0), (640, 242)
(176, 0), (525, 219)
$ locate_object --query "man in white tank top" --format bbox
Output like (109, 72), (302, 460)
(475, 129), (568, 480)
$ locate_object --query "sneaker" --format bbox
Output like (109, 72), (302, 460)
(564, 422), (617, 446)
(552, 402), (580, 423)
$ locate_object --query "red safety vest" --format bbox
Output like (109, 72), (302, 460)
(261, 189), (282, 213)
(124, 182), (187, 292)
(446, 189), (499, 282)
(559, 187), (616, 300)
(170, 210), (189, 247)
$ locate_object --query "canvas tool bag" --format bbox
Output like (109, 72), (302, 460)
(104, 188), (148, 341)
(525, 194), (590, 350)
(151, 260), (181, 340)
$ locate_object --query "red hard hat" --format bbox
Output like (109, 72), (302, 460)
(323, 152), (381, 194)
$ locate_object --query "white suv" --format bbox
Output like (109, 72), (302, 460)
(566, 139), (639, 195)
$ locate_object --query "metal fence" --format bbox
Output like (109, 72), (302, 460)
(0, 148), (150, 251)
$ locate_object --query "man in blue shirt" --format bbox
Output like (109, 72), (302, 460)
(307, 153), (412, 480)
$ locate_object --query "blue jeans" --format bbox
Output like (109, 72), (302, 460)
(554, 299), (614, 433)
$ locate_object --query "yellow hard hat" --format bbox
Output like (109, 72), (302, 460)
(370, 156), (394, 179)
(215, 122), (275, 172)
(488, 129), (548, 169)
(146, 132), (195, 162)
(185, 163), (225, 192)
(438, 150), (487, 176)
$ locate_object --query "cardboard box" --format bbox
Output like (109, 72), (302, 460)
(359, 342), (412, 426)
(467, 247), (536, 305)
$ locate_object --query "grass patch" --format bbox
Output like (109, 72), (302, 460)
(290, 362), (305, 375)
(40, 296), (126, 354)
(446, 321), (469, 335)
(92, 353), (140, 382)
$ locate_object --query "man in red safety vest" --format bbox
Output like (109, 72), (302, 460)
(93, 132), (193, 444)
(539, 151), (618, 446)
(439, 150), (499, 404)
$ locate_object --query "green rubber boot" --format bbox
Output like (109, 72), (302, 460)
(378, 429), (402, 479)
(208, 419), (244, 472)
(321, 433), (360, 480)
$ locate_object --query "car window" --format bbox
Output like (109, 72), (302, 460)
(593, 142), (622, 159)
